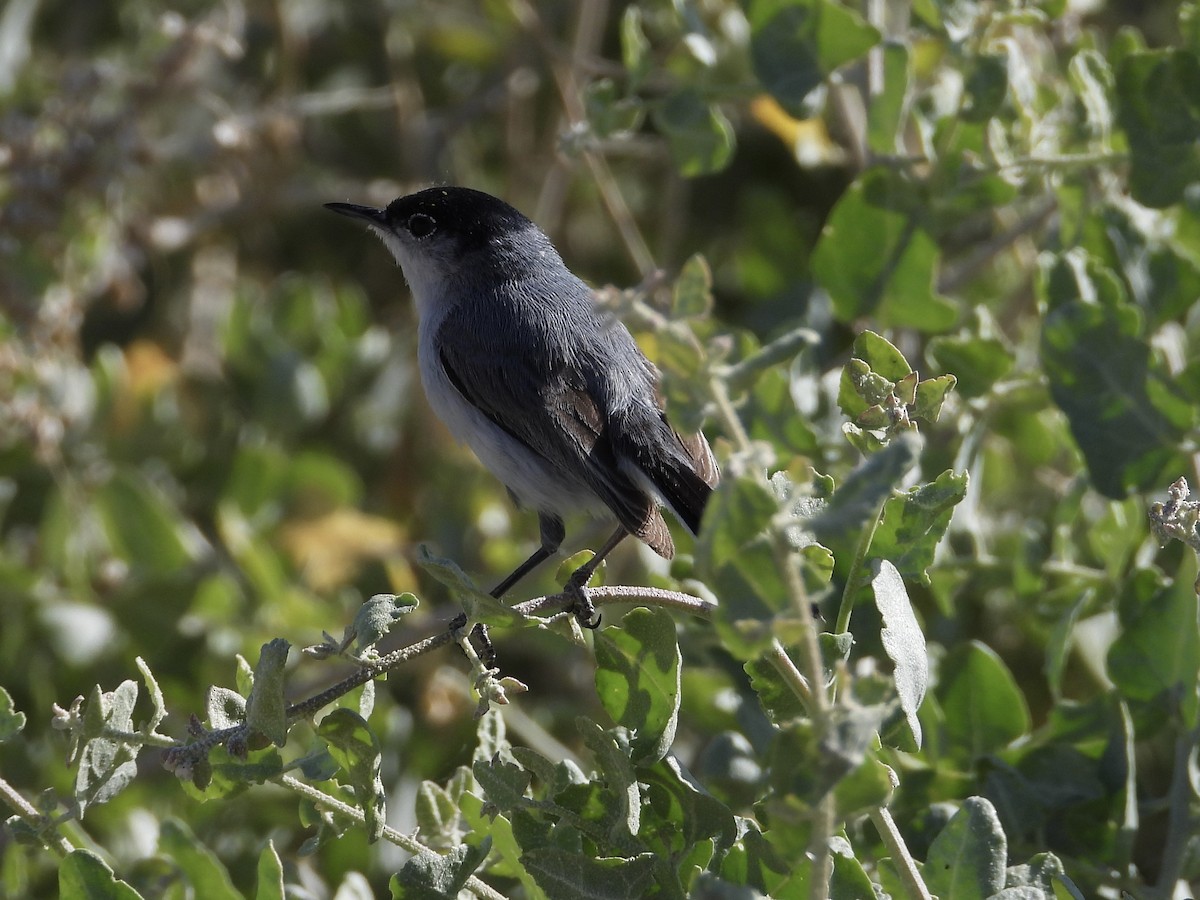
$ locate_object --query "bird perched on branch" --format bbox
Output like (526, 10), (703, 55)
(327, 186), (717, 626)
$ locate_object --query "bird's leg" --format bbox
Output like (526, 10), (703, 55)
(465, 515), (566, 667)
(563, 526), (629, 629)
(490, 513), (566, 598)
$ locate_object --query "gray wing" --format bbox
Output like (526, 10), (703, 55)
(436, 306), (674, 556)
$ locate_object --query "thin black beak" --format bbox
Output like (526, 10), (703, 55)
(324, 202), (387, 225)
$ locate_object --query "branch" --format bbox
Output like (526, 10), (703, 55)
(162, 584), (714, 772)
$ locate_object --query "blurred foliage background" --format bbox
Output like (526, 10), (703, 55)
(3, 0), (1200, 897)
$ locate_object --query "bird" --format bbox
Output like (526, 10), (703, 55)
(326, 186), (717, 626)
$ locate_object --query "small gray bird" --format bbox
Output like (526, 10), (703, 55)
(326, 186), (717, 625)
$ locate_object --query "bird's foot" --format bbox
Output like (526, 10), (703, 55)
(563, 569), (602, 630)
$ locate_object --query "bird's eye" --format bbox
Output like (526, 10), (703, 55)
(407, 213), (437, 239)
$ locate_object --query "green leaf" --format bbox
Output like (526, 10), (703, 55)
(254, 841), (285, 900)
(0, 687), (26, 742)
(813, 170), (957, 331)
(594, 607), (681, 764)
(1107, 558), (1200, 723)
(1039, 251), (1192, 498)
(95, 469), (196, 574)
(187, 748), (284, 800)
(641, 756), (738, 854)
(869, 469), (968, 582)
(1115, 49), (1200, 208)
(391, 841), (491, 899)
(245, 639), (289, 747)
(763, 711), (891, 828)
(867, 43), (911, 154)
(719, 827), (808, 896)
(912, 374), (956, 422)
(938, 642), (1031, 761)
(749, 0), (880, 112)
(223, 445), (290, 518)
(75, 681), (139, 815)
(651, 89), (735, 177)
(415, 545), (524, 626)
(829, 836), (878, 900)
(1069, 49), (1114, 141)
(318, 709), (386, 842)
(351, 593), (418, 653)
(747, 366), (821, 455)
(696, 473), (794, 659)
(472, 755), (531, 812)
(962, 53), (1008, 122)
(745, 658), (808, 724)
(924, 797), (1007, 900)
(1006, 851), (1086, 899)
(523, 848), (658, 900)
(134, 656), (166, 735)
(584, 79), (645, 138)
(59, 850), (144, 900)
(927, 330), (1013, 399)
(621, 6), (651, 87)
(159, 819), (243, 900)
(577, 719), (640, 841)
(414, 780), (462, 844)
(458, 792), (543, 898)
(697, 474), (778, 573)
(837, 331), (913, 423)
(872, 561), (927, 749)
(672, 254), (714, 318)
(809, 431), (922, 558)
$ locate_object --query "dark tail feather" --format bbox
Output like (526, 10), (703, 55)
(655, 442), (716, 535)
(621, 419), (718, 536)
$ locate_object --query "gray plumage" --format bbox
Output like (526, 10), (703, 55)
(327, 186), (717, 596)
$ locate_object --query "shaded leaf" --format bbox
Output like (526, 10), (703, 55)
(391, 841), (491, 900)
(1107, 558), (1200, 724)
(1115, 49), (1200, 208)
(938, 642), (1031, 761)
(594, 607), (681, 764)
(1040, 250), (1192, 497)
(672, 254), (714, 318)
(750, 0), (880, 112)
(472, 755), (531, 812)
(523, 848), (657, 900)
(652, 90), (734, 177)
(254, 841), (285, 900)
(245, 639), (289, 748)
(318, 709), (386, 842)
(59, 850), (144, 900)
(869, 469), (968, 582)
(0, 687), (26, 742)
(924, 797), (1007, 900)
(159, 819), (243, 900)
(813, 170), (957, 331)
(415, 545), (523, 626)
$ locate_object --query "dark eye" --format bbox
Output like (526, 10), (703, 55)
(407, 213), (436, 238)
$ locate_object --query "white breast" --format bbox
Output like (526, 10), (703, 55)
(414, 293), (606, 521)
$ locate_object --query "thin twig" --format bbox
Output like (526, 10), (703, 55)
(0, 776), (74, 856)
(277, 775), (507, 900)
(1150, 724), (1200, 899)
(870, 806), (934, 900)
